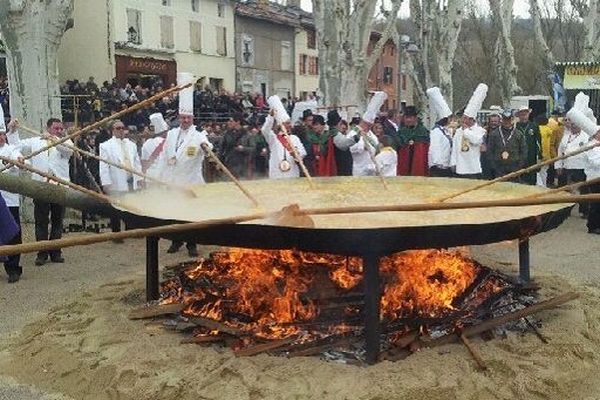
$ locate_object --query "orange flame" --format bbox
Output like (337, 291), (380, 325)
(161, 248), (490, 338)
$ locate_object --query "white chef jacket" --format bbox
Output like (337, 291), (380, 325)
(0, 143), (23, 207)
(7, 130), (73, 182)
(349, 128), (379, 176)
(156, 125), (213, 186)
(375, 147), (398, 177)
(428, 125), (453, 169)
(555, 130), (590, 170)
(585, 139), (600, 180)
(450, 125), (485, 175)
(99, 136), (142, 193)
(261, 115), (307, 179)
(141, 136), (165, 181)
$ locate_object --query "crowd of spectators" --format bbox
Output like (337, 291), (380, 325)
(57, 76), (290, 130)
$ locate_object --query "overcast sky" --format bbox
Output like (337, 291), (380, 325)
(299, 1), (531, 18)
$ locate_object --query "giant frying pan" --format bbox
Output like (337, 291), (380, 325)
(114, 176), (573, 256)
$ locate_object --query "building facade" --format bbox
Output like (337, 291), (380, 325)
(295, 24), (319, 100)
(367, 33), (399, 111)
(234, 1), (297, 99)
(58, 0), (236, 90)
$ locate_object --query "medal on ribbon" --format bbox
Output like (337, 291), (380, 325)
(501, 151), (510, 160)
(279, 159), (291, 172)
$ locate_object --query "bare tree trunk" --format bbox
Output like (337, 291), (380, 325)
(434, 0), (465, 109)
(312, 0), (402, 110)
(410, 0), (465, 111)
(0, 0), (74, 132)
(583, 0), (600, 61)
(490, 0), (521, 105)
(530, 0), (555, 67)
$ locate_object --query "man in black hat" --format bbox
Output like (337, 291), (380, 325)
(395, 106), (429, 176)
(219, 112), (253, 179)
(305, 114), (337, 176)
(487, 109), (528, 180)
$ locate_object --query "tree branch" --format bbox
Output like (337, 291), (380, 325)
(366, 0), (403, 71)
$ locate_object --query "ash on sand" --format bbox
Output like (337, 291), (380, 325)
(1, 221), (600, 399)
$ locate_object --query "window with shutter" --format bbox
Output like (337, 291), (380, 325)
(216, 26), (227, 56)
(126, 9), (142, 44)
(281, 41), (291, 71)
(160, 16), (174, 49)
(189, 21), (202, 52)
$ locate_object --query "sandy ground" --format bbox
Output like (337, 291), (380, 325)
(0, 214), (599, 399)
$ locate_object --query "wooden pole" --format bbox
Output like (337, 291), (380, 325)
(200, 143), (260, 206)
(0, 155), (112, 204)
(279, 123), (316, 189)
(435, 141), (600, 202)
(18, 124), (192, 195)
(525, 175), (600, 199)
(0, 212), (269, 257)
(1, 191), (596, 257)
(0, 83), (191, 174)
(298, 192), (600, 216)
(357, 125), (388, 190)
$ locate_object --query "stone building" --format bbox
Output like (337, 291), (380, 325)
(57, 0), (236, 90)
(234, 1), (298, 99)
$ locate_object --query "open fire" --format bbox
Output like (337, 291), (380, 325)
(158, 248), (517, 361)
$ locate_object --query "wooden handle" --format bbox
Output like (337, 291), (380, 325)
(526, 175), (600, 199)
(279, 124), (316, 189)
(0, 212), (268, 257)
(301, 192), (599, 215)
(436, 141), (600, 202)
(18, 124), (194, 196)
(0, 84), (191, 174)
(200, 143), (260, 206)
(0, 155), (112, 204)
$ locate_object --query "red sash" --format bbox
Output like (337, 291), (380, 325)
(276, 134), (294, 154)
(145, 138), (165, 171)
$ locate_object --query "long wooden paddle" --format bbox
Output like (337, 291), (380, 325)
(200, 143), (260, 206)
(1, 191), (594, 257)
(0, 83), (191, 174)
(435, 140), (600, 202)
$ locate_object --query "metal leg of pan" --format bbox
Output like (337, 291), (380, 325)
(518, 239), (530, 283)
(363, 252), (382, 365)
(146, 236), (160, 302)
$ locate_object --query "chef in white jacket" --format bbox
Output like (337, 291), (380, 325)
(0, 118), (24, 282)
(157, 72), (213, 187)
(8, 117), (73, 265)
(262, 95), (307, 179)
(347, 91), (387, 177)
(99, 119), (142, 194)
(141, 113), (169, 181)
(157, 73), (211, 257)
(450, 84), (488, 178)
(565, 108), (600, 233)
(99, 119), (142, 237)
(426, 87), (454, 177)
(374, 135), (397, 177)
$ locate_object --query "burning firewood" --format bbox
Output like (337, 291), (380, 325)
(128, 303), (185, 320)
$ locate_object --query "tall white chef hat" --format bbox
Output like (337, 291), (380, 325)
(362, 91), (388, 124)
(149, 112), (169, 133)
(177, 72), (195, 116)
(426, 87), (452, 121)
(463, 83), (488, 119)
(573, 92), (597, 124)
(267, 95), (291, 125)
(567, 107), (600, 136)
